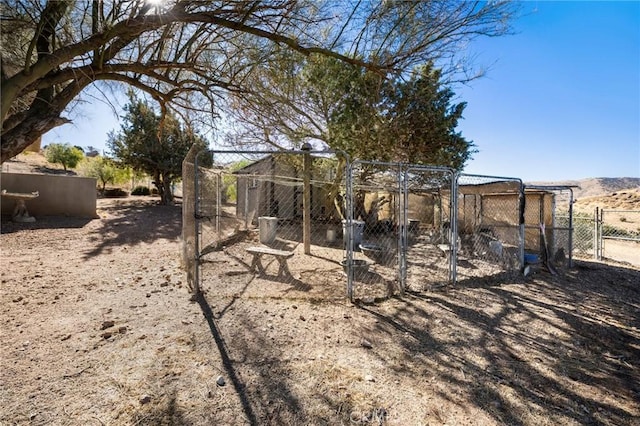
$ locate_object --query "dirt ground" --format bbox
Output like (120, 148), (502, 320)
(1, 196), (639, 425)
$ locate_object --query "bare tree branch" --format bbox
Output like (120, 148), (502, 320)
(1, 0), (518, 162)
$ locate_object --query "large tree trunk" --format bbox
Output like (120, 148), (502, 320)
(160, 172), (174, 205)
(1, 113), (70, 163)
(2, 73), (88, 163)
(151, 170), (174, 205)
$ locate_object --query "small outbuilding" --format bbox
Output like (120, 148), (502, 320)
(234, 154), (339, 224)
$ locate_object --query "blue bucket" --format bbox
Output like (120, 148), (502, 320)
(524, 253), (540, 264)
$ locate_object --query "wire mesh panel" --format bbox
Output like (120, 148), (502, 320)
(347, 161), (405, 302)
(455, 174), (524, 282)
(187, 149), (350, 300)
(601, 209), (640, 266)
(403, 166), (456, 291)
(570, 211), (598, 259)
(524, 186), (575, 270)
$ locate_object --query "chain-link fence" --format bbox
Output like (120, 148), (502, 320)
(403, 166), (456, 291)
(183, 148), (350, 299)
(181, 145), (198, 291)
(183, 148), (617, 301)
(565, 208), (640, 266)
(601, 209), (640, 266)
(455, 174), (524, 282)
(346, 161), (404, 301)
(524, 186), (575, 270)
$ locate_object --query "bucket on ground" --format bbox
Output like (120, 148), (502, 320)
(342, 219), (365, 250)
(258, 216), (278, 244)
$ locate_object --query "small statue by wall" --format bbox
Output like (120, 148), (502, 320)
(1, 190), (39, 223)
(12, 199), (36, 222)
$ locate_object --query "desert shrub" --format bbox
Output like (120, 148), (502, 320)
(103, 188), (128, 198)
(131, 186), (151, 196)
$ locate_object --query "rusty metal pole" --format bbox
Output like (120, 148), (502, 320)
(302, 143), (312, 254)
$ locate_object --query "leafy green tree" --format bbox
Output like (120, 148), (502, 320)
(335, 63), (474, 169)
(108, 93), (209, 205)
(44, 143), (83, 171)
(78, 156), (128, 192)
(223, 159), (253, 203)
(226, 56), (473, 220)
(226, 55), (472, 168)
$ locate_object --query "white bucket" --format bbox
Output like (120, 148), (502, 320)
(258, 216), (278, 244)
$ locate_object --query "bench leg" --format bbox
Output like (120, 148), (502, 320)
(250, 254), (266, 274)
(277, 258), (292, 278)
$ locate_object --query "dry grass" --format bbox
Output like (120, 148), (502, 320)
(2, 160), (639, 425)
(2, 197), (639, 425)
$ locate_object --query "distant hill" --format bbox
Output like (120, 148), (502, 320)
(574, 186), (640, 212)
(525, 178), (640, 214)
(527, 177), (640, 200)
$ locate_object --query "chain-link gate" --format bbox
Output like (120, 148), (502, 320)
(403, 166), (457, 291)
(560, 207), (640, 267)
(346, 161), (404, 301)
(454, 174), (524, 282)
(183, 148), (351, 299)
(524, 185), (575, 270)
(569, 209), (598, 259)
(345, 161), (457, 301)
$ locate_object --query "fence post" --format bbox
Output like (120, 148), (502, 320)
(598, 208), (604, 260)
(593, 207), (599, 260)
(568, 189), (574, 268)
(518, 185), (526, 271)
(302, 143), (312, 255)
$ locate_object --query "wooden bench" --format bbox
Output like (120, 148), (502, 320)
(246, 246), (294, 278)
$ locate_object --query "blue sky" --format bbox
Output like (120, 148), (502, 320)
(456, 1), (639, 181)
(42, 1), (640, 182)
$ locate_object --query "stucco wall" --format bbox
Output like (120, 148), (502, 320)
(1, 172), (97, 218)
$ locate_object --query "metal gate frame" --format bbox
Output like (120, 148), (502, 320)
(403, 165), (457, 287)
(524, 185), (575, 268)
(346, 160), (457, 300)
(345, 160), (403, 301)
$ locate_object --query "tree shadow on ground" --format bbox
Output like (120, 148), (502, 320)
(195, 292), (259, 425)
(357, 260), (640, 425)
(83, 201), (182, 258)
(195, 291), (310, 425)
(130, 390), (190, 426)
(1, 214), (92, 233)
